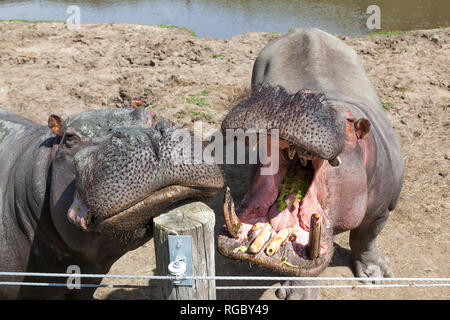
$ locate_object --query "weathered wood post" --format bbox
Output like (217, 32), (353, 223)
(153, 201), (216, 300)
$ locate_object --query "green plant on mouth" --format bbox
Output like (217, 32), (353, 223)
(276, 169), (312, 211)
(280, 257), (299, 268)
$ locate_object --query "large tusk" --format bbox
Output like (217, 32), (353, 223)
(223, 186), (241, 238)
(328, 156), (341, 167)
(249, 224), (272, 253)
(265, 228), (290, 256)
(306, 213), (322, 259)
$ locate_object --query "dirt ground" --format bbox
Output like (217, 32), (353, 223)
(0, 21), (448, 300)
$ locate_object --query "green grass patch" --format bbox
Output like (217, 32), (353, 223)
(176, 110), (186, 119)
(202, 113), (213, 121)
(0, 19), (65, 23)
(186, 90), (210, 107)
(189, 110), (201, 117)
(288, 26), (295, 33)
(157, 24), (197, 37)
(368, 30), (406, 37)
(213, 53), (234, 61)
(381, 101), (393, 110)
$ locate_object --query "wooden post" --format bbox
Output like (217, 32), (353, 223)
(153, 201), (216, 300)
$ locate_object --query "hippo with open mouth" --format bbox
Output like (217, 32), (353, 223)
(218, 28), (404, 299)
(0, 106), (223, 299)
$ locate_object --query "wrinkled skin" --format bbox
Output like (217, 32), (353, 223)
(0, 107), (223, 299)
(218, 28), (404, 299)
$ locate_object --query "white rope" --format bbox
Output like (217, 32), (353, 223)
(1, 272), (449, 282)
(216, 283), (450, 290)
(0, 281), (449, 290)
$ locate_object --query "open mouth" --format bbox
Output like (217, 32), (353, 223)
(218, 137), (337, 276)
(68, 185), (217, 233)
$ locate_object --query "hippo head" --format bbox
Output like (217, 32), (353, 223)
(48, 107), (223, 258)
(218, 86), (371, 276)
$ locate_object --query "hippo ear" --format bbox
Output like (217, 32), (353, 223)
(48, 115), (65, 137)
(354, 118), (371, 139)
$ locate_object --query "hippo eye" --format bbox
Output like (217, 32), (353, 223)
(65, 132), (81, 147)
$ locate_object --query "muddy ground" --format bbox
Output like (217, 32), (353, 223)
(0, 21), (448, 300)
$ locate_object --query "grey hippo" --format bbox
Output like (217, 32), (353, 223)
(0, 106), (223, 299)
(218, 28), (404, 299)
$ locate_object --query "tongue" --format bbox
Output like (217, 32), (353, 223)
(268, 193), (300, 232)
(67, 192), (89, 230)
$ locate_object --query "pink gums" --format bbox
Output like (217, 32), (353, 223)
(235, 147), (328, 256)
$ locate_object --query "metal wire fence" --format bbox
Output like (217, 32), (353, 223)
(1, 272), (449, 290)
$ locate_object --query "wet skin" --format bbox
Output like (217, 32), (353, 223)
(218, 28), (404, 299)
(0, 107), (223, 299)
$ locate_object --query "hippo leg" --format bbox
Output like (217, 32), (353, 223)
(349, 210), (394, 280)
(276, 280), (321, 300)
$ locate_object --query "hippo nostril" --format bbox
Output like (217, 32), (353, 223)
(112, 131), (126, 139)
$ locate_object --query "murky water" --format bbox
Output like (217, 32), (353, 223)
(0, 0), (448, 39)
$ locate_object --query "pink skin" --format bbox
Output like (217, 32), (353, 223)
(232, 110), (372, 258)
(67, 192), (89, 231)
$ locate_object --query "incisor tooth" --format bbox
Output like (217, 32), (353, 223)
(265, 228), (290, 256)
(249, 224), (272, 253)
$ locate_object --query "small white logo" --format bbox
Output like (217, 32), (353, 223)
(66, 265), (81, 289)
(66, 5), (81, 30)
(366, 5), (381, 30)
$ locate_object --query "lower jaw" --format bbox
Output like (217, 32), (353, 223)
(75, 185), (217, 233)
(217, 231), (333, 276)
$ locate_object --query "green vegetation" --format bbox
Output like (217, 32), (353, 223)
(176, 110), (186, 119)
(288, 25), (295, 33)
(186, 90), (211, 107)
(280, 257), (299, 268)
(276, 169), (312, 211)
(157, 24), (197, 37)
(381, 101), (393, 110)
(202, 113), (213, 121)
(189, 110), (201, 116)
(0, 19), (65, 23)
(213, 53), (234, 61)
(367, 30), (406, 37)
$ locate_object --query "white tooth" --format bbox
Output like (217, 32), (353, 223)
(328, 156), (342, 167)
(299, 156), (307, 167)
(288, 143), (296, 159)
